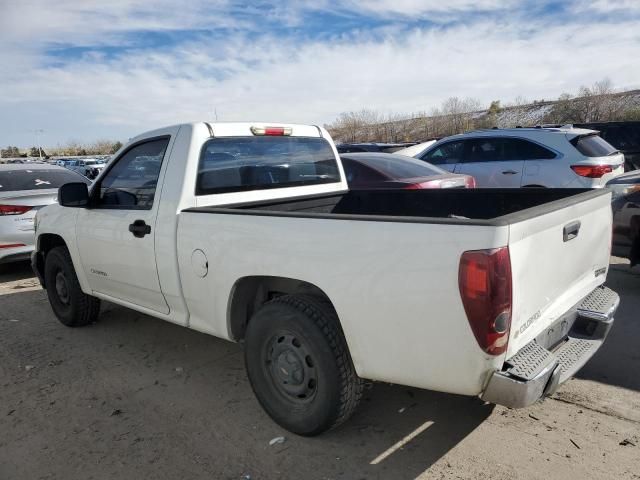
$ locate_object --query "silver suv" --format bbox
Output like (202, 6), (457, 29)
(411, 126), (624, 188)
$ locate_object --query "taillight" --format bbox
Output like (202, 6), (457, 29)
(459, 247), (512, 356)
(465, 176), (476, 188)
(250, 126), (292, 136)
(570, 165), (613, 178)
(0, 204), (33, 216)
(0, 243), (27, 249)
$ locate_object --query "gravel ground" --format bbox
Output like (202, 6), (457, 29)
(0, 259), (638, 480)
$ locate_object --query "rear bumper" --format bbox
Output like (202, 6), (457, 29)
(481, 285), (619, 408)
(0, 244), (34, 265)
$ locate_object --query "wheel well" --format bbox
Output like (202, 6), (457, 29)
(34, 234), (67, 287)
(522, 184), (546, 188)
(228, 276), (332, 341)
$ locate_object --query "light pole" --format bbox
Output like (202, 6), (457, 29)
(35, 129), (44, 161)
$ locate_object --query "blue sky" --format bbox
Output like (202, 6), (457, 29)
(1, 0), (639, 148)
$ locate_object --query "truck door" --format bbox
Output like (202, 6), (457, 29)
(75, 136), (172, 314)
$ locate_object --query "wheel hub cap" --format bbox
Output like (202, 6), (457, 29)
(55, 271), (70, 305)
(266, 333), (317, 401)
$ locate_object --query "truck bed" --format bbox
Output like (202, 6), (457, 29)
(185, 188), (607, 226)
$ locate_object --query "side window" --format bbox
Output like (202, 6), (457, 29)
(341, 158), (385, 184)
(504, 138), (556, 160)
(464, 138), (504, 163)
(97, 138), (169, 209)
(421, 141), (464, 165)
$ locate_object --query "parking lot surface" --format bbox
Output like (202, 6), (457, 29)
(1, 259), (638, 480)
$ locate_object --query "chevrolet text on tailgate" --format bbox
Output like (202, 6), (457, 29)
(32, 122), (619, 436)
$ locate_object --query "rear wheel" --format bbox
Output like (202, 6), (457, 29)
(44, 246), (100, 327)
(244, 295), (364, 436)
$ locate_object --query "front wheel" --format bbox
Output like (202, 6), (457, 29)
(44, 246), (101, 327)
(244, 295), (364, 436)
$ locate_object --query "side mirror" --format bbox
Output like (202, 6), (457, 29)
(58, 182), (89, 207)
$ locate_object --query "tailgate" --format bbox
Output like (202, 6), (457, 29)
(506, 190), (612, 357)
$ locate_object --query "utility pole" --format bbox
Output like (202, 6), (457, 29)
(35, 129), (44, 161)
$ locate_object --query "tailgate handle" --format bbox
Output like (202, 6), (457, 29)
(563, 221), (581, 242)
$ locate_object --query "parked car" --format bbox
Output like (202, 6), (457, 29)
(606, 170), (640, 265)
(336, 142), (417, 154)
(393, 140), (437, 158)
(0, 165), (89, 264)
(341, 152), (475, 189)
(575, 121), (640, 171)
(33, 122), (618, 436)
(410, 126), (624, 188)
(66, 158), (106, 178)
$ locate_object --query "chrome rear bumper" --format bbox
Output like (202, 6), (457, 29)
(481, 286), (619, 409)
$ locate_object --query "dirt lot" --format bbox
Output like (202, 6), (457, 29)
(0, 259), (638, 480)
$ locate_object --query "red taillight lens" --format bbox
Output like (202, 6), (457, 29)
(264, 127), (285, 136)
(459, 247), (512, 356)
(250, 126), (292, 136)
(570, 165), (613, 178)
(465, 176), (476, 188)
(0, 243), (27, 249)
(0, 204), (33, 216)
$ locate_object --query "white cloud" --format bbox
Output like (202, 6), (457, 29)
(575, 0), (640, 12)
(1, 1), (639, 146)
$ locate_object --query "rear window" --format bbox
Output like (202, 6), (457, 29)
(196, 137), (341, 195)
(345, 154), (446, 179)
(572, 134), (618, 157)
(0, 168), (89, 192)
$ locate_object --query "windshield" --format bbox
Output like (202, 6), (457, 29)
(0, 168), (89, 191)
(344, 153), (447, 179)
(196, 136), (341, 195)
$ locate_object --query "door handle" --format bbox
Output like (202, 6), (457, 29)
(128, 219), (151, 238)
(502, 170), (518, 175)
(563, 221), (581, 242)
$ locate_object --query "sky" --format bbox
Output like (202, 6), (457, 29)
(1, 0), (639, 148)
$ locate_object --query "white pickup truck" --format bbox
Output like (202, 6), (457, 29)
(32, 122), (619, 436)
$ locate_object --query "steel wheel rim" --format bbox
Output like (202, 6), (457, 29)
(55, 271), (70, 305)
(265, 331), (318, 403)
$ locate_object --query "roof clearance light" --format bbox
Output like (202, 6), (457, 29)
(251, 126), (292, 136)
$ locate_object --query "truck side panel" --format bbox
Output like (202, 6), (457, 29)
(177, 212), (509, 396)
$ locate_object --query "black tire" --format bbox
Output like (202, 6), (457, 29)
(44, 246), (101, 327)
(244, 295), (364, 436)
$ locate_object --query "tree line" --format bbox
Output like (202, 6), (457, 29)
(1, 140), (123, 159)
(325, 78), (640, 144)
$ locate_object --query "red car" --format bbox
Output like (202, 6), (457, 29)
(340, 152), (475, 189)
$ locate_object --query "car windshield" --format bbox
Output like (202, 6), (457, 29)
(346, 154), (446, 179)
(572, 134), (619, 157)
(0, 169), (89, 191)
